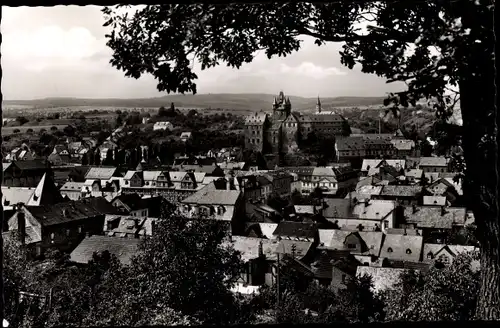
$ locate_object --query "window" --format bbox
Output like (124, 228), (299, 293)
(50, 233), (55, 243)
(406, 249), (412, 254)
(66, 229), (70, 237)
(387, 247), (393, 253)
(384, 220), (389, 229)
(347, 243), (356, 249)
(427, 252), (434, 259)
(78, 226), (83, 233)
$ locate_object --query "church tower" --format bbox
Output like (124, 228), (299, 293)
(272, 91), (291, 121)
(316, 95), (322, 113)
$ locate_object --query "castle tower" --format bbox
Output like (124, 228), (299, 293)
(316, 95), (322, 113)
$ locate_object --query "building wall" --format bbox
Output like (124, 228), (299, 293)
(60, 190), (82, 201)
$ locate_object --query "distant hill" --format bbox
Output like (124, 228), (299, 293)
(3, 94), (386, 112)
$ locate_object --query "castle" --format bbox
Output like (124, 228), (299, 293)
(244, 91), (350, 154)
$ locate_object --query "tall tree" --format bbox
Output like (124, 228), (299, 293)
(103, 1), (497, 318)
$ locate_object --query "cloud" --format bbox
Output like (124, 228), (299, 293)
(279, 62), (347, 78)
(1, 5), (402, 100)
(3, 25), (109, 71)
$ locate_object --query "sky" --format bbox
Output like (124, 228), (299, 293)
(1, 5), (406, 100)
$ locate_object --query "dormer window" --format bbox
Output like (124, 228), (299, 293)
(387, 247), (393, 253)
(406, 249), (412, 254)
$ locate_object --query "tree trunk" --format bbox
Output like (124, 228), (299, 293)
(458, 10), (499, 317)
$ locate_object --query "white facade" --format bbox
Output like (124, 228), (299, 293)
(153, 121), (174, 131)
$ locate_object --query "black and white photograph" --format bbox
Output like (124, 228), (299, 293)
(0, 1), (497, 326)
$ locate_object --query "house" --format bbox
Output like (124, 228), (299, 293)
(2, 173), (64, 210)
(309, 249), (357, 286)
(3, 160), (53, 188)
(347, 199), (396, 232)
(6, 147), (35, 162)
(84, 167), (121, 182)
(418, 156), (449, 173)
(425, 178), (461, 205)
(402, 205), (467, 242)
(323, 229), (385, 257)
(391, 139), (415, 157)
(261, 171), (293, 198)
(153, 121), (174, 131)
(361, 159), (405, 177)
(103, 214), (155, 239)
(374, 185), (423, 205)
(70, 235), (141, 266)
(230, 236), (280, 290)
(356, 267), (416, 293)
(422, 243), (479, 268)
(272, 221), (319, 243)
(7, 197), (119, 257)
(321, 198), (396, 232)
(180, 131), (192, 142)
(245, 203), (280, 224)
(111, 193), (149, 217)
(179, 189), (245, 234)
(379, 233), (423, 263)
(59, 182), (85, 200)
(423, 196), (448, 206)
(48, 152), (71, 166)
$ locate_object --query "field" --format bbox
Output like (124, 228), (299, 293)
(2, 94), (386, 114)
(2, 125), (69, 135)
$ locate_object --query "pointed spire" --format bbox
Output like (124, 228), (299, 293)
(316, 95), (322, 113)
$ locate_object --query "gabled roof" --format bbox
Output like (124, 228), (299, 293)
(272, 221), (318, 239)
(181, 189), (241, 205)
(230, 236), (278, 262)
(245, 112), (268, 125)
(356, 185), (383, 196)
(419, 156), (448, 167)
(324, 230), (354, 249)
(404, 206), (467, 229)
(13, 159), (50, 171)
(310, 248), (353, 279)
(2, 187), (36, 205)
(60, 182), (85, 191)
(70, 235), (141, 265)
(112, 193), (146, 211)
(143, 171), (163, 181)
(275, 239), (313, 261)
(26, 197), (118, 226)
(27, 173), (64, 206)
(85, 167), (117, 180)
(351, 200), (396, 220)
(357, 231), (385, 257)
(322, 198), (355, 219)
(259, 223), (279, 239)
(379, 234), (423, 262)
(380, 185), (423, 197)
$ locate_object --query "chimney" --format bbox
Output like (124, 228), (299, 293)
(258, 240), (264, 257)
(17, 210), (26, 246)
